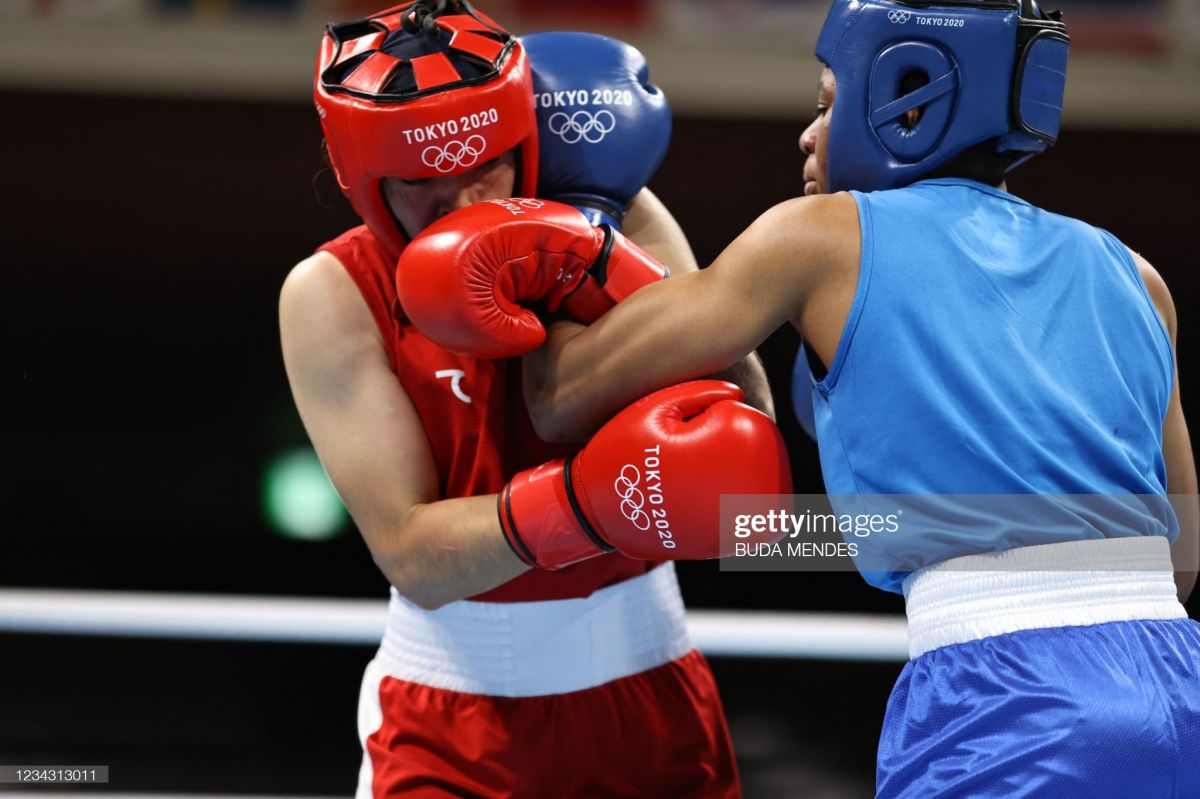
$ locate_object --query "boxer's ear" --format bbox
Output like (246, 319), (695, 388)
(900, 71), (931, 131)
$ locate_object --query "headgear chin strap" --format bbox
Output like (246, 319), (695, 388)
(314, 0), (538, 260)
(816, 0), (1069, 193)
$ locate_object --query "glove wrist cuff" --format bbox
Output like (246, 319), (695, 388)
(499, 456), (612, 570)
(561, 227), (668, 323)
(549, 193), (625, 230)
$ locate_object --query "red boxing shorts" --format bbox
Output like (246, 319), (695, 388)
(355, 564), (740, 798)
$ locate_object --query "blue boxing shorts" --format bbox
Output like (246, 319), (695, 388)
(877, 537), (1200, 798)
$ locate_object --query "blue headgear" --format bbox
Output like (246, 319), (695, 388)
(815, 0), (1069, 192)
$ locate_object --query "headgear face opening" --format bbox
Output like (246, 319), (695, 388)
(815, 0), (1069, 193)
(315, 0), (538, 259)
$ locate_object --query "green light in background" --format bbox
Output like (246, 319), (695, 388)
(262, 447), (348, 541)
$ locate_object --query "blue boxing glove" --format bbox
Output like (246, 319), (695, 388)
(522, 31), (671, 230)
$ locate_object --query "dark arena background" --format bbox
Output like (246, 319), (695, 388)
(4, 0), (1199, 796)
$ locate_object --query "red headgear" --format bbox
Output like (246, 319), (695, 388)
(314, 1), (538, 260)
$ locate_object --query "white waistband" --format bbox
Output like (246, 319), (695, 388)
(903, 537), (1186, 659)
(376, 563), (692, 697)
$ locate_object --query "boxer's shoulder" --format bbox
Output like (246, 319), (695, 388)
(753, 192), (859, 247)
(733, 192), (861, 290)
(281, 247), (385, 362)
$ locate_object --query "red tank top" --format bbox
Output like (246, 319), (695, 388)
(318, 226), (654, 602)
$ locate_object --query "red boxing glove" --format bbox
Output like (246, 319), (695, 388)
(498, 381), (793, 569)
(395, 198), (667, 358)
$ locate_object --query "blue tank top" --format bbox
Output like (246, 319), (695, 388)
(807, 179), (1176, 592)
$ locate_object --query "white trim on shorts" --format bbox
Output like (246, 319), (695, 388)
(373, 562), (693, 697)
(902, 536), (1187, 659)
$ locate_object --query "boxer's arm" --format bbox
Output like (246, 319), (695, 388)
(280, 252), (528, 610)
(1133, 249), (1198, 603)
(1165, 377), (1196, 604)
(710, 353), (775, 421)
(526, 194), (854, 441)
(624, 188), (775, 418)
(622, 187), (699, 271)
(523, 188), (775, 441)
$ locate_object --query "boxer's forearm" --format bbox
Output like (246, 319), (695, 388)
(365, 494), (529, 610)
(526, 270), (769, 442)
(525, 198), (830, 441)
(525, 321), (773, 442)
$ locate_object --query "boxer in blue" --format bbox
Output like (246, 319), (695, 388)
(392, 0), (1200, 794)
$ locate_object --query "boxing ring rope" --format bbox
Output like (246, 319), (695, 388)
(0, 589), (909, 662)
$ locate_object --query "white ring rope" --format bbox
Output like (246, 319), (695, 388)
(0, 589), (909, 662)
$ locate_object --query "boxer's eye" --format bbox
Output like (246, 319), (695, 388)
(399, 177), (431, 187)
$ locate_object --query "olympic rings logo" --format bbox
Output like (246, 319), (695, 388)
(547, 110), (617, 144)
(420, 135), (487, 173)
(887, 10), (911, 23)
(490, 197), (546, 216)
(613, 464), (651, 531)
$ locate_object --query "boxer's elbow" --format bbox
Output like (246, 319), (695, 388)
(1175, 571), (1196, 605)
(530, 406), (591, 444)
(1170, 505), (1198, 605)
(361, 513), (458, 610)
(379, 557), (456, 611)
(527, 385), (595, 444)
(712, 352), (776, 421)
(398, 584), (455, 611)
(524, 338), (597, 443)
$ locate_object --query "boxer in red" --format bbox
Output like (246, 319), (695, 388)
(278, 2), (789, 796)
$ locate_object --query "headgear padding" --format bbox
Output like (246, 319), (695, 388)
(315, 1), (538, 260)
(816, 0), (1069, 193)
